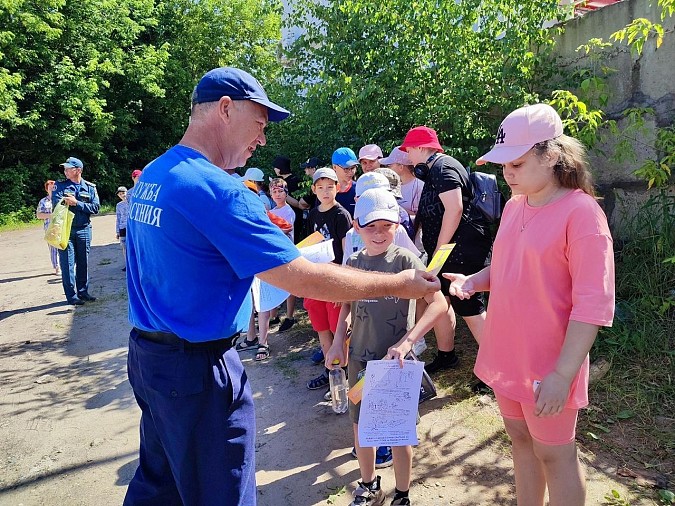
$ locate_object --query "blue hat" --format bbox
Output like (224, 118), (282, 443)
(331, 147), (358, 168)
(60, 156), (84, 169)
(192, 67), (290, 122)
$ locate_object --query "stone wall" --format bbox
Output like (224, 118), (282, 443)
(552, 0), (674, 233)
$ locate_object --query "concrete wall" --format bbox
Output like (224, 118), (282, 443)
(552, 0), (675, 233)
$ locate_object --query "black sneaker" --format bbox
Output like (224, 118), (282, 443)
(79, 293), (97, 302)
(68, 297), (85, 306)
(278, 317), (296, 332)
(471, 378), (492, 394)
(424, 353), (459, 374)
(390, 496), (411, 505)
(269, 316), (281, 326)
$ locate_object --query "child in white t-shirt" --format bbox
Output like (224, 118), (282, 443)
(269, 178), (295, 241)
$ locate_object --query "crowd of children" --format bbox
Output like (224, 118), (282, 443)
(229, 104), (615, 506)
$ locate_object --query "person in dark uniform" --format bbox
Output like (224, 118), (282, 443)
(123, 67), (441, 506)
(52, 156), (100, 305)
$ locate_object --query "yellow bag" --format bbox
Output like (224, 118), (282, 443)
(44, 198), (74, 250)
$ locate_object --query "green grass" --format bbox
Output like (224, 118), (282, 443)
(0, 203), (116, 232)
(273, 351), (305, 379)
(0, 206), (41, 231)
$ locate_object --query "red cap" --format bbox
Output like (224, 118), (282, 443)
(400, 126), (444, 153)
(131, 169), (142, 178)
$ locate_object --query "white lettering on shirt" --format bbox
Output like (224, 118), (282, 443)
(128, 182), (163, 228)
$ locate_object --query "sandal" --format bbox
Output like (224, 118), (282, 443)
(307, 371), (330, 390)
(255, 344), (270, 361)
(235, 337), (258, 352)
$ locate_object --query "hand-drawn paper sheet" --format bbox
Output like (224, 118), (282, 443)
(358, 360), (423, 447)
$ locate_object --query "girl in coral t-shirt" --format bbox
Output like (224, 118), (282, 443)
(445, 103), (615, 506)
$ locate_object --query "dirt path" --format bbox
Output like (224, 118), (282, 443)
(0, 214), (651, 505)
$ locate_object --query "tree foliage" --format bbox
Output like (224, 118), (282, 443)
(0, 0), (284, 214)
(277, 0), (565, 167)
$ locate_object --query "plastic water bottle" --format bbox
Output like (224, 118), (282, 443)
(329, 366), (349, 414)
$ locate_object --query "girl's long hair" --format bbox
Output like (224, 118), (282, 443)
(533, 135), (596, 197)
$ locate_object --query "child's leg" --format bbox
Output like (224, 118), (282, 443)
(498, 392), (583, 506)
(532, 439), (585, 506)
(462, 310), (485, 345)
(120, 237), (127, 267)
(353, 423), (376, 483)
(49, 245), (59, 271)
(391, 445), (412, 493)
(434, 299), (456, 352)
(258, 310), (271, 346)
(317, 330), (333, 355)
(305, 299), (334, 389)
(503, 418), (546, 506)
(286, 295), (296, 318)
(247, 310), (257, 341)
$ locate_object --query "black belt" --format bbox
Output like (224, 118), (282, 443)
(134, 328), (236, 350)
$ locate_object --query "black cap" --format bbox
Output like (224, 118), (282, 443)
(300, 157), (320, 169)
(273, 155), (291, 174)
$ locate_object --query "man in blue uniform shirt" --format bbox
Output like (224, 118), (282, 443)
(52, 156), (100, 305)
(123, 67), (441, 506)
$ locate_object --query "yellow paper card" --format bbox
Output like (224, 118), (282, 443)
(295, 230), (324, 248)
(347, 375), (365, 405)
(426, 243), (455, 276)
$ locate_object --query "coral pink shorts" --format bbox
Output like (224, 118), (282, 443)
(303, 298), (341, 333)
(494, 391), (579, 446)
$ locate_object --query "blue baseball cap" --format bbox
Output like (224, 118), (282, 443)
(331, 147), (359, 168)
(191, 67), (290, 122)
(60, 156), (84, 169)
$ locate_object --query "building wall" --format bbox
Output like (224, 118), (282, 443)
(552, 0), (674, 233)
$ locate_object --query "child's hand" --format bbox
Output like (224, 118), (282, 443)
(442, 273), (475, 300)
(533, 371), (571, 417)
(385, 340), (413, 368)
(324, 345), (345, 368)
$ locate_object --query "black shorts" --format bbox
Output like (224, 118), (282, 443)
(439, 262), (486, 317)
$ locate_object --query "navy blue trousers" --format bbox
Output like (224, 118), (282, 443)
(124, 330), (257, 506)
(58, 224), (91, 301)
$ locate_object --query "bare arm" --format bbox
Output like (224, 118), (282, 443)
(435, 189), (463, 253)
(534, 320), (600, 417)
(386, 289), (448, 365)
(298, 197), (310, 210)
(257, 256), (441, 302)
(286, 194), (302, 209)
(443, 266), (491, 298)
(325, 302), (352, 367)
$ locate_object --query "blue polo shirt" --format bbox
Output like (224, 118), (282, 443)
(126, 145), (300, 342)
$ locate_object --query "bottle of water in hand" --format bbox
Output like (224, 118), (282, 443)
(329, 366), (348, 414)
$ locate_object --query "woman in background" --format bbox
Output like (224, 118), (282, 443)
(36, 180), (59, 275)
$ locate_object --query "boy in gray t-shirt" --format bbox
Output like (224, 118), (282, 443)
(325, 188), (447, 506)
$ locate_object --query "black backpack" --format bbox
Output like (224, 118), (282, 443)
(467, 170), (504, 224)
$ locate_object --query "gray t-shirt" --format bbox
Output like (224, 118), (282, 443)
(346, 245), (425, 362)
